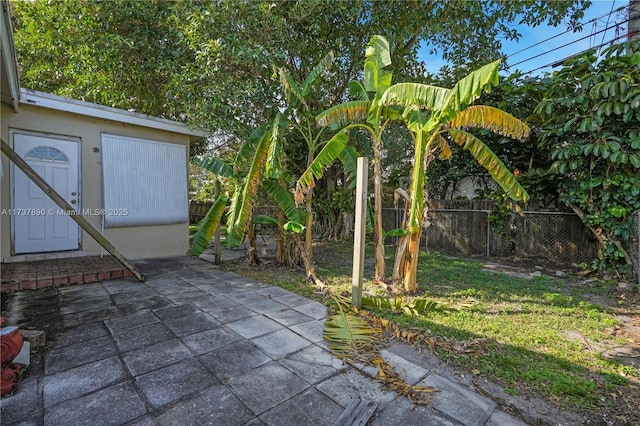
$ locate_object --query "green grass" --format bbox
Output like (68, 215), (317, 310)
(221, 241), (637, 413)
(221, 263), (321, 301)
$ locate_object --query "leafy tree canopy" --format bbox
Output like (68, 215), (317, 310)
(535, 40), (640, 274)
(11, 0), (589, 154)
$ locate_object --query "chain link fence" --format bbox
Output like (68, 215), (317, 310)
(192, 200), (635, 272)
(382, 206), (600, 266)
(191, 200), (638, 281)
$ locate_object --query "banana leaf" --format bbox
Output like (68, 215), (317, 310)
(265, 113), (283, 178)
(189, 194), (228, 256)
(192, 156), (233, 178)
(448, 129), (529, 201)
(224, 227), (245, 249)
(449, 105), (530, 140)
(278, 68), (305, 108)
(362, 295), (438, 317)
(348, 80), (370, 101)
(439, 59), (500, 120)
(252, 214), (279, 227)
(262, 179), (305, 224)
(411, 298), (439, 314)
(236, 124), (268, 168)
(339, 145), (359, 190)
(324, 309), (373, 356)
(364, 35), (392, 93)
(380, 82), (450, 112)
(298, 129), (349, 188)
(279, 51), (334, 109)
(283, 221), (305, 233)
(316, 101), (371, 128)
(385, 228), (408, 237)
(300, 51), (335, 97)
(362, 296), (404, 311)
(233, 129), (272, 232)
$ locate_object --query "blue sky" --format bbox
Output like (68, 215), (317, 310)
(418, 0), (629, 75)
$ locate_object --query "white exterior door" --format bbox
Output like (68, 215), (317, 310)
(12, 133), (80, 254)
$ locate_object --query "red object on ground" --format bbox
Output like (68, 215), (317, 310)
(0, 317), (25, 396)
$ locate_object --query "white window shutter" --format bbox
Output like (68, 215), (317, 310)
(101, 133), (188, 227)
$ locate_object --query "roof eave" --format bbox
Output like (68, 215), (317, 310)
(1, 0), (20, 112)
(19, 88), (205, 140)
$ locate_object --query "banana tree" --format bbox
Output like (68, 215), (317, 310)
(189, 123), (292, 262)
(298, 35), (399, 282)
(190, 145), (318, 276)
(188, 129), (278, 261)
(276, 52), (334, 261)
(380, 60), (531, 292)
(191, 52), (337, 284)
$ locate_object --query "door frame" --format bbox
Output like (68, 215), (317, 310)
(9, 129), (82, 255)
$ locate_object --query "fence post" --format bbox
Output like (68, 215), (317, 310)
(486, 211), (491, 258)
(214, 180), (222, 264)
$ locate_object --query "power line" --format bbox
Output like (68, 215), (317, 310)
(599, 0), (617, 46)
(522, 32), (633, 75)
(508, 17), (629, 68)
(506, 4), (627, 58)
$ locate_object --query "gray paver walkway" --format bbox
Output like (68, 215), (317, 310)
(0, 256), (526, 426)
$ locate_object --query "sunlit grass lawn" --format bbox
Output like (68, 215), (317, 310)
(222, 241), (636, 412)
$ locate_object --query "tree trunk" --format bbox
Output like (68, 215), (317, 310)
(294, 234), (325, 288)
(305, 195), (313, 258)
(391, 188), (411, 282)
(246, 222), (260, 265)
(569, 203), (633, 266)
(391, 235), (408, 282)
(401, 130), (431, 292)
(327, 177), (338, 240)
(342, 212), (354, 239)
(373, 140), (386, 281)
(305, 148), (315, 261)
(275, 209), (285, 264)
(403, 229), (422, 293)
(334, 212), (343, 240)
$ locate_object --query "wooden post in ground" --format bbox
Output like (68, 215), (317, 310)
(214, 180), (221, 264)
(1, 138), (146, 282)
(352, 157), (368, 308)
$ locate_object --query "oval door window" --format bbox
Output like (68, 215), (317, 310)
(24, 146), (69, 163)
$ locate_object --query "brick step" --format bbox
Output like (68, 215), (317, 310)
(1, 256), (133, 292)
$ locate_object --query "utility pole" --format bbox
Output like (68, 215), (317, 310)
(630, 0), (640, 40)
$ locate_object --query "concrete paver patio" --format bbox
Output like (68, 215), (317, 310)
(0, 256), (526, 425)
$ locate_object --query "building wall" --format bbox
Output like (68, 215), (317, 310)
(449, 176), (497, 200)
(1, 102), (190, 260)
